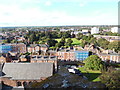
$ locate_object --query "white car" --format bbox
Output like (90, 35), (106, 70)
(68, 68), (76, 73)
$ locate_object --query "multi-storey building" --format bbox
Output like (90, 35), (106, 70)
(98, 53), (120, 63)
(56, 50), (75, 61)
(0, 43), (26, 54)
(93, 35), (120, 42)
(0, 44), (12, 53)
(91, 27), (99, 34)
(27, 44), (49, 54)
(56, 50), (90, 61)
(111, 27), (120, 34)
(75, 51), (89, 61)
(10, 43), (27, 54)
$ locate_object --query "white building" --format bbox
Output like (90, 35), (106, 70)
(71, 31), (82, 35)
(111, 27), (120, 34)
(91, 27), (99, 34)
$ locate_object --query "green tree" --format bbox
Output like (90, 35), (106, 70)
(59, 37), (66, 46)
(100, 67), (120, 88)
(80, 40), (88, 48)
(89, 37), (98, 46)
(84, 55), (105, 71)
(46, 39), (58, 47)
(77, 33), (83, 40)
(62, 31), (71, 38)
(108, 41), (120, 53)
(65, 38), (73, 47)
(55, 42), (63, 48)
(97, 38), (109, 50)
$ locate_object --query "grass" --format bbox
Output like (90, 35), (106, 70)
(78, 67), (101, 82)
(55, 38), (81, 45)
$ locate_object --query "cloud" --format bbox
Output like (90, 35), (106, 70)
(45, 1), (52, 6)
(79, 1), (87, 7)
(0, 0), (118, 26)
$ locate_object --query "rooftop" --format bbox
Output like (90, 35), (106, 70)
(2, 63), (53, 80)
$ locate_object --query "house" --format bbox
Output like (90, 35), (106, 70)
(39, 44), (49, 52)
(27, 44), (49, 55)
(27, 44), (40, 54)
(84, 44), (99, 54)
(73, 45), (84, 50)
(0, 54), (11, 63)
(0, 63), (53, 87)
(19, 55), (29, 62)
(0, 52), (20, 63)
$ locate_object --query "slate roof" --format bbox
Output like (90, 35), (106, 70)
(29, 44), (49, 48)
(2, 63), (53, 80)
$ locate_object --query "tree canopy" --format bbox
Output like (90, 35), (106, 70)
(108, 41), (120, 53)
(100, 67), (120, 88)
(65, 38), (73, 47)
(97, 38), (109, 50)
(84, 55), (105, 71)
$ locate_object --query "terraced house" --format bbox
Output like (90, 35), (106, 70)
(56, 49), (90, 61)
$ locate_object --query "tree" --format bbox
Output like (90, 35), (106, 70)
(89, 37), (98, 46)
(100, 67), (120, 88)
(55, 42), (63, 48)
(71, 34), (75, 38)
(77, 33), (83, 40)
(46, 39), (58, 47)
(108, 41), (120, 53)
(65, 38), (73, 47)
(97, 38), (109, 50)
(59, 37), (66, 46)
(80, 40), (88, 48)
(84, 55), (105, 71)
(62, 31), (71, 38)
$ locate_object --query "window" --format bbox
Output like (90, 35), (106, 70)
(23, 81), (27, 87)
(17, 82), (22, 86)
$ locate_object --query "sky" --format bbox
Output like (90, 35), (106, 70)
(0, 0), (119, 27)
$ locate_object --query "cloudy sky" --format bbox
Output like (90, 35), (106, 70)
(0, 0), (119, 27)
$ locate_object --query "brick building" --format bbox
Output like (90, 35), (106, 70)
(56, 50), (75, 61)
(75, 51), (89, 61)
(27, 44), (49, 54)
(0, 44), (12, 53)
(9, 43), (27, 54)
(98, 53), (120, 63)
(0, 54), (11, 63)
(30, 55), (57, 70)
(0, 63), (53, 87)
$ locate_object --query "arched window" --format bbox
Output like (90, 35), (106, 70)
(23, 81), (27, 87)
(17, 81), (22, 86)
(28, 81), (32, 85)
